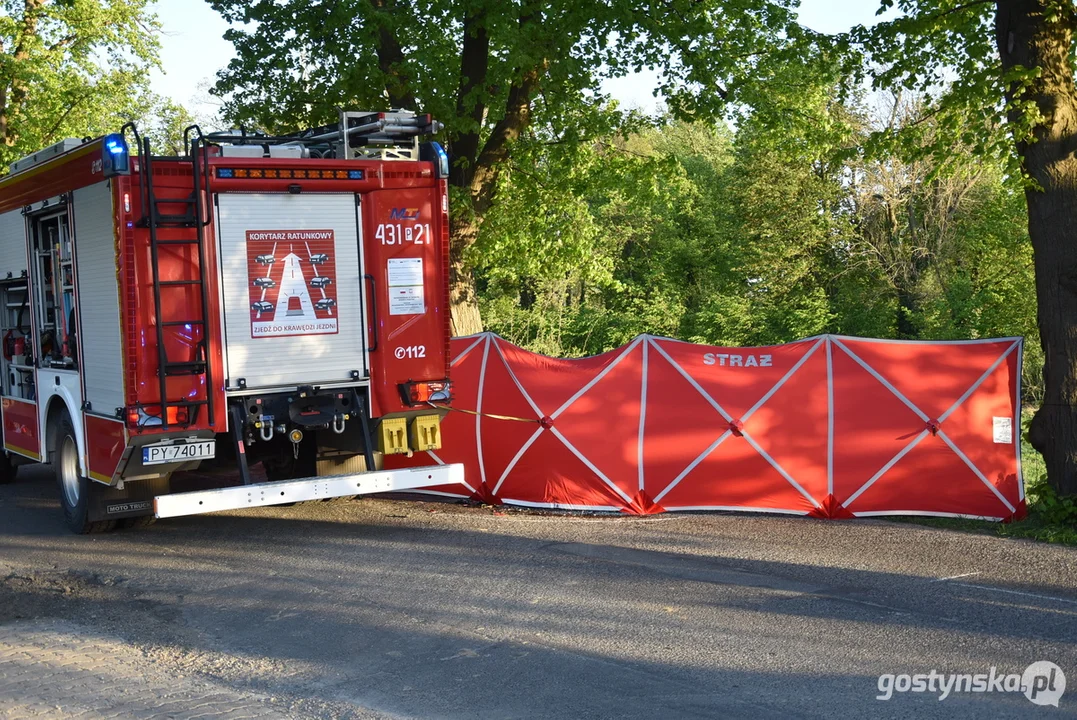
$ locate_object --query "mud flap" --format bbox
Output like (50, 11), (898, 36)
(88, 476), (171, 522)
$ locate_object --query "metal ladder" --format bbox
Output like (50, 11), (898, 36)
(122, 123), (216, 430)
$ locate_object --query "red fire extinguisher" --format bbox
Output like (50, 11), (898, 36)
(4, 331), (26, 361)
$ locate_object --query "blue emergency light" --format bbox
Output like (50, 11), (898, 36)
(101, 133), (130, 177)
(421, 141), (450, 179)
(430, 142), (449, 178)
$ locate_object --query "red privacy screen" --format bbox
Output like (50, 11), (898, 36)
(387, 334), (1025, 521)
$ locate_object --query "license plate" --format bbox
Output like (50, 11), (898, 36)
(142, 440), (215, 465)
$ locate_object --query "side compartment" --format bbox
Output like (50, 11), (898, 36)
(2, 397), (40, 459)
(363, 186), (450, 415)
(84, 413), (127, 484)
(72, 180), (124, 419)
(0, 208), (32, 404)
(0, 208), (28, 281)
(70, 180), (126, 483)
(0, 207), (36, 460)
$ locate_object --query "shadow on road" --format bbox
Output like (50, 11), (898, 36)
(1, 465), (1073, 719)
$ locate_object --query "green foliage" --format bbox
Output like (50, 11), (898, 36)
(848, 2), (1077, 500)
(208, 0), (815, 135)
(0, 0), (160, 169)
(480, 114), (841, 355)
(911, 168), (1043, 401)
(206, 0), (845, 344)
(141, 97), (198, 156)
(481, 65), (1036, 365)
(1017, 477), (1077, 536)
(847, 2), (1027, 178)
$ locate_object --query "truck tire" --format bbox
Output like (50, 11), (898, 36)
(117, 476), (168, 530)
(120, 515), (157, 529)
(0, 450), (16, 484)
(54, 415), (115, 534)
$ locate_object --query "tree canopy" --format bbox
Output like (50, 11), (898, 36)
(209, 0), (840, 334)
(0, 0), (160, 168)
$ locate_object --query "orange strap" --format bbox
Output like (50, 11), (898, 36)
(436, 404), (539, 424)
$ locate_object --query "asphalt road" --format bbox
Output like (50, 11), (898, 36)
(1, 464), (1076, 719)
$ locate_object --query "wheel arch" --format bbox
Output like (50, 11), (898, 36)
(43, 394), (85, 476)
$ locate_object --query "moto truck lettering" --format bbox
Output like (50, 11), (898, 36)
(0, 110), (462, 533)
(702, 353), (773, 367)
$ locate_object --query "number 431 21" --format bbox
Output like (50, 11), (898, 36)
(375, 223), (432, 245)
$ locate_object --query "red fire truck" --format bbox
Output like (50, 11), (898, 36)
(0, 110), (462, 533)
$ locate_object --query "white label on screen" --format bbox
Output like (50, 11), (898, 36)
(388, 257), (423, 286)
(993, 417), (1013, 444)
(387, 258), (424, 315)
(388, 285), (425, 315)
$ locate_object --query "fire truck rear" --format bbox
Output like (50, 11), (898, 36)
(0, 110), (462, 533)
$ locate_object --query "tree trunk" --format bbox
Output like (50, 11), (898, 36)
(371, 0), (417, 110)
(445, 58), (543, 336)
(449, 216), (483, 336)
(895, 286), (920, 339)
(996, 1), (1077, 496)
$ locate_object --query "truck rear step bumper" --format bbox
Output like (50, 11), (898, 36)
(154, 464), (464, 518)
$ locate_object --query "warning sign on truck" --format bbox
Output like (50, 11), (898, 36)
(387, 257), (425, 315)
(246, 230), (339, 338)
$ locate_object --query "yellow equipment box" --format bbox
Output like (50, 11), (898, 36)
(410, 415), (442, 451)
(378, 417), (409, 454)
